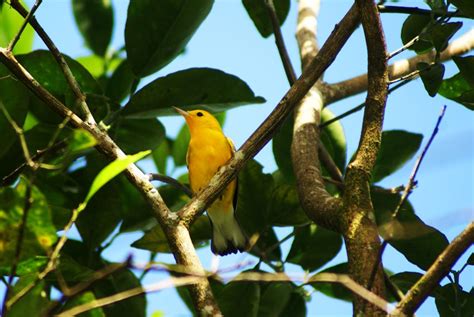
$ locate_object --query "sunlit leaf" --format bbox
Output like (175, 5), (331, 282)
(0, 1), (34, 54)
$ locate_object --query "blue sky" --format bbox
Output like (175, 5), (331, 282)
(9, 0), (474, 315)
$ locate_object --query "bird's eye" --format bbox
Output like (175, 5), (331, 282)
(197, 112), (203, 117)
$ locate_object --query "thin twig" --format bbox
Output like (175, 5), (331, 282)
(264, 0), (297, 84)
(367, 105), (447, 296)
(392, 105), (447, 220)
(7, 0), (42, 52)
(147, 173), (193, 198)
(392, 222), (474, 316)
(378, 5), (465, 18)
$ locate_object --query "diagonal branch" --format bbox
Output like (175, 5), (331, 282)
(392, 222), (474, 316)
(178, 4), (361, 226)
(0, 48), (220, 315)
(342, 0), (389, 315)
(325, 29), (474, 104)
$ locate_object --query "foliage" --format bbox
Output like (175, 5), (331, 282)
(0, 0), (472, 316)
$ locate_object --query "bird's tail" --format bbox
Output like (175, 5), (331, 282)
(208, 207), (248, 256)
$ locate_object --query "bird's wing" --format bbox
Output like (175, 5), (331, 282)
(226, 137), (238, 211)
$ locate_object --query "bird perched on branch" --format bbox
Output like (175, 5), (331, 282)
(174, 107), (248, 256)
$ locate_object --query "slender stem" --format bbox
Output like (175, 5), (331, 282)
(7, 0), (42, 52)
(378, 5), (465, 18)
(147, 173), (193, 198)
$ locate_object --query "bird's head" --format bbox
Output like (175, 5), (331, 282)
(173, 107), (222, 133)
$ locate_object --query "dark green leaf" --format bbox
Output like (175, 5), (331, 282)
(218, 278), (261, 317)
(0, 179), (57, 267)
(286, 225), (342, 272)
(177, 278), (224, 315)
(372, 130), (423, 183)
(152, 138), (171, 174)
(250, 227), (282, 261)
(272, 116), (294, 182)
(390, 272), (424, 295)
(18, 50), (102, 124)
(9, 277), (49, 317)
(114, 118), (165, 153)
(310, 263), (352, 301)
(431, 22), (462, 53)
(0, 256), (47, 276)
(269, 184), (309, 227)
(119, 176), (155, 233)
(72, 0), (113, 56)
(279, 290), (307, 317)
(0, 68), (29, 158)
(439, 72), (474, 110)
(236, 160), (274, 237)
(450, 0), (474, 18)
(61, 291), (106, 317)
(425, 0), (447, 11)
(106, 60), (136, 102)
(125, 0), (213, 77)
(122, 68), (265, 118)
(132, 215), (212, 253)
(467, 253), (474, 265)
(0, 1), (34, 54)
(418, 62), (445, 97)
(171, 123), (190, 167)
(242, 0), (290, 38)
(453, 56), (474, 87)
(258, 282), (293, 316)
(372, 191), (449, 270)
(435, 283), (474, 317)
(401, 14), (433, 53)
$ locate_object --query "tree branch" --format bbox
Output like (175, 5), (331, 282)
(392, 222), (474, 316)
(325, 29), (474, 104)
(0, 48), (221, 315)
(291, 0), (345, 231)
(178, 3), (361, 227)
(342, 0), (389, 315)
(377, 4), (466, 18)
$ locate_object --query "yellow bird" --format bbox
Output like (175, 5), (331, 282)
(174, 107), (248, 256)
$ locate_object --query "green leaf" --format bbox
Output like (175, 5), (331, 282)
(72, 0), (114, 56)
(218, 278), (261, 317)
(439, 72), (474, 110)
(310, 263), (352, 301)
(258, 282), (293, 316)
(61, 291), (106, 317)
(0, 1), (34, 54)
(0, 68), (29, 158)
(321, 108), (347, 173)
(401, 14), (433, 53)
(372, 130), (423, 183)
(17, 50), (102, 124)
(125, 0), (214, 77)
(467, 252), (474, 265)
(66, 129), (97, 154)
(84, 150), (150, 204)
(0, 256), (47, 276)
(236, 160), (274, 237)
(76, 55), (106, 78)
(453, 56), (474, 87)
(272, 116), (294, 182)
(450, 0), (474, 18)
(424, 0), (447, 11)
(152, 138), (171, 174)
(431, 22), (462, 53)
(0, 179), (57, 267)
(122, 68), (265, 118)
(9, 277), (49, 317)
(372, 191), (449, 271)
(132, 215), (212, 253)
(390, 272), (424, 295)
(280, 290), (307, 317)
(114, 118), (165, 153)
(268, 184), (309, 227)
(418, 62), (445, 97)
(435, 283), (474, 316)
(105, 60), (136, 103)
(287, 225), (342, 272)
(242, 0), (290, 38)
